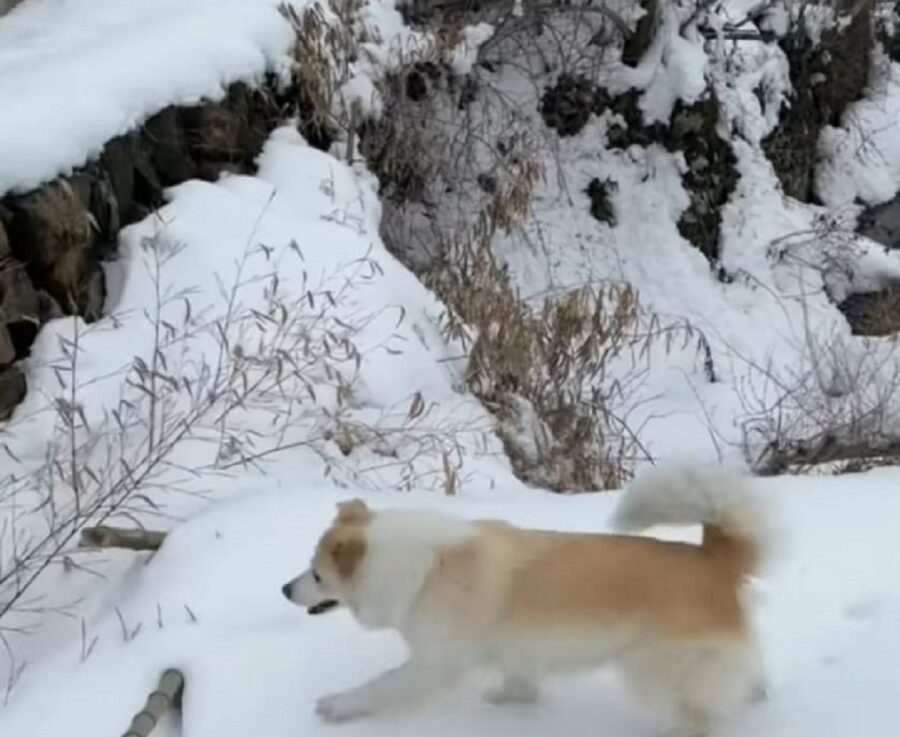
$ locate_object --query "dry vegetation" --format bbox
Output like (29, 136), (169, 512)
(280, 0), (725, 491)
(0, 223), (483, 667)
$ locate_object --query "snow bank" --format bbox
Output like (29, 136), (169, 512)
(0, 0), (296, 195)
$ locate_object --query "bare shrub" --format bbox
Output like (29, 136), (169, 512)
(424, 160), (705, 491)
(280, 0), (360, 149)
(737, 326), (900, 475)
(691, 214), (900, 474)
(343, 4), (714, 490)
(0, 225), (481, 668)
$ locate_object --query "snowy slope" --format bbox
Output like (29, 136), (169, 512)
(2, 0), (900, 735)
(482, 10), (900, 464)
(0, 0), (296, 194)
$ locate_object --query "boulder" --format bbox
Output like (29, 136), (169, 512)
(0, 255), (41, 357)
(0, 365), (26, 421)
(7, 180), (99, 318)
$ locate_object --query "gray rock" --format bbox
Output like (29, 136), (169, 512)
(144, 107), (197, 186)
(37, 288), (64, 322)
(0, 256), (40, 358)
(0, 325), (13, 364)
(80, 260), (106, 323)
(7, 180), (95, 316)
(0, 365), (26, 421)
(99, 135), (139, 223)
(0, 220), (8, 259)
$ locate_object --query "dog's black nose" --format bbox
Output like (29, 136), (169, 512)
(281, 583), (292, 600)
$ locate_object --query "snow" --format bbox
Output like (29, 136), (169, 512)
(817, 51), (900, 208)
(1, 466), (900, 737)
(3, 0), (900, 735)
(0, 0), (297, 195)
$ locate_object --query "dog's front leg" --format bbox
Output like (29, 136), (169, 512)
(316, 655), (468, 723)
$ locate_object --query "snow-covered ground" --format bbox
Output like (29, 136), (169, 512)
(3, 0), (900, 735)
(1, 467), (899, 737)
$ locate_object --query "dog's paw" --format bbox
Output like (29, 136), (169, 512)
(483, 677), (539, 705)
(316, 692), (372, 723)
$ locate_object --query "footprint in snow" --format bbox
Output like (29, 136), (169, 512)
(844, 595), (882, 621)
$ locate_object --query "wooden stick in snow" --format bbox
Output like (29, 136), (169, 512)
(79, 526), (166, 551)
(121, 668), (184, 737)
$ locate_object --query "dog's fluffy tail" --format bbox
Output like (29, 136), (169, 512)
(613, 467), (769, 578)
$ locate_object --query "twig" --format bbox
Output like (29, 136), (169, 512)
(698, 27), (776, 41)
(530, 3), (634, 38)
(755, 435), (900, 476)
(79, 526), (166, 552)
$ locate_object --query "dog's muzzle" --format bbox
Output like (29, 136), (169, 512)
(308, 599), (339, 615)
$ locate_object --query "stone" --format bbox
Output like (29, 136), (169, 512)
(838, 287), (900, 336)
(0, 255), (41, 356)
(182, 103), (243, 173)
(89, 170), (121, 249)
(0, 218), (9, 259)
(180, 84), (273, 175)
(0, 365), (26, 421)
(99, 135), (136, 217)
(585, 177), (617, 226)
(6, 180), (95, 316)
(143, 106), (197, 186)
(37, 289), (64, 322)
(0, 325), (13, 364)
(80, 260), (107, 323)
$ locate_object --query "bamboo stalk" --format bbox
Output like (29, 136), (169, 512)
(79, 526), (166, 551)
(121, 668), (184, 737)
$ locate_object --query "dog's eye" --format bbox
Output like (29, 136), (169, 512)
(312, 570), (322, 584)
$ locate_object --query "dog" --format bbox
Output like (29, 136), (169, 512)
(281, 467), (770, 735)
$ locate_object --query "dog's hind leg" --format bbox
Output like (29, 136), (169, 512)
(673, 640), (760, 737)
(483, 674), (539, 705)
(621, 638), (758, 737)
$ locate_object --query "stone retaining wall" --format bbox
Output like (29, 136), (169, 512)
(0, 80), (285, 418)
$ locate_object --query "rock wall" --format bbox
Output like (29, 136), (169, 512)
(0, 80), (285, 419)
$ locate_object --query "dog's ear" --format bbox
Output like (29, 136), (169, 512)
(328, 533), (366, 578)
(335, 498), (371, 524)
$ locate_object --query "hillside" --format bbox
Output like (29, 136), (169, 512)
(1, 0), (900, 735)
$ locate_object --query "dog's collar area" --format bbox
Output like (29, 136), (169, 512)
(308, 599), (339, 615)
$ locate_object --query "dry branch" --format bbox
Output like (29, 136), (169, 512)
(121, 668), (184, 737)
(80, 526), (166, 552)
(755, 435), (900, 476)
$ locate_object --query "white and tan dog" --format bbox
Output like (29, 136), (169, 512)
(282, 467), (770, 735)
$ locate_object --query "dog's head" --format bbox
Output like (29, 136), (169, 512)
(281, 499), (371, 616)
